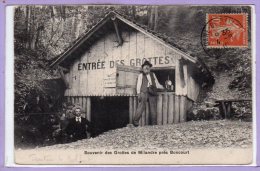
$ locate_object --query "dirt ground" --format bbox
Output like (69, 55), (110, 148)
(34, 120), (252, 151)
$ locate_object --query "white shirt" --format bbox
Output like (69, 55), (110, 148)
(75, 117), (81, 123)
(136, 73), (164, 94)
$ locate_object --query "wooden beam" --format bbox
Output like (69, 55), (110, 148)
(86, 97), (91, 121)
(157, 94), (163, 125)
(168, 93), (174, 124)
(71, 97), (75, 105)
(174, 95), (180, 123)
(129, 97), (133, 124)
(82, 97), (87, 115)
(79, 97), (83, 109)
(112, 18), (123, 46)
(179, 96), (186, 123)
(162, 93), (168, 125)
(133, 97), (137, 120)
(145, 101), (149, 125)
(142, 106), (146, 126)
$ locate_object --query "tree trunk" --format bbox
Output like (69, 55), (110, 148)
(148, 7), (154, 29)
(147, 6), (158, 30)
(50, 6), (56, 33)
(153, 6), (158, 31)
(60, 6), (66, 20)
(35, 24), (44, 49)
(75, 11), (81, 38)
(148, 6), (159, 31)
(30, 7), (36, 50)
(25, 6), (31, 48)
(131, 6), (136, 19)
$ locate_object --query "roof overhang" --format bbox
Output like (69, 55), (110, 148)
(50, 11), (199, 67)
(50, 11), (214, 85)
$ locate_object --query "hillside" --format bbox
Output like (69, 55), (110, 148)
(35, 120), (252, 150)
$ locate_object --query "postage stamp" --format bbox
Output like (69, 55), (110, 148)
(206, 13), (248, 48)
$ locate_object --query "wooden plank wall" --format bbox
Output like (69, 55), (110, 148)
(67, 93), (193, 125)
(175, 58), (200, 102)
(187, 68), (201, 101)
(129, 93), (193, 126)
(64, 30), (177, 97)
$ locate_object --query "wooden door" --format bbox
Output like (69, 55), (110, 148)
(116, 64), (141, 95)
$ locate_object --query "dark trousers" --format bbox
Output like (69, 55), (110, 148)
(133, 92), (157, 125)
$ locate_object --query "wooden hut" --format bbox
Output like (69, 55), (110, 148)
(51, 11), (214, 132)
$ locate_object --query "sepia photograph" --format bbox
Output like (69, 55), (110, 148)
(11, 5), (253, 165)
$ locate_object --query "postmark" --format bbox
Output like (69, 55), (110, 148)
(206, 13), (248, 48)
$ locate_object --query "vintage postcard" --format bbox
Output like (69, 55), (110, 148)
(7, 4), (254, 165)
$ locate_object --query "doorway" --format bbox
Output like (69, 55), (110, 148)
(91, 96), (129, 137)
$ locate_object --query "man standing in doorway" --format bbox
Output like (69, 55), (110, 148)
(133, 60), (164, 127)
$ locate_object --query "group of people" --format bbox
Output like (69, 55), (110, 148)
(65, 60), (164, 141)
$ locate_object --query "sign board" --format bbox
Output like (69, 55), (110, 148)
(104, 72), (117, 88)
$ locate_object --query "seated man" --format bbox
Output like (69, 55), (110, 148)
(65, 105), (91, 141)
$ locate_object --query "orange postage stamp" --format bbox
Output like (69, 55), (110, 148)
(206, 13), (248, 48)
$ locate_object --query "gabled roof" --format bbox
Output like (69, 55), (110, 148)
(50, 11), (213, 83)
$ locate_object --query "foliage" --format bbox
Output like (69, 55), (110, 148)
(14, 49), (54, 114)
(187, 105), (221, 121)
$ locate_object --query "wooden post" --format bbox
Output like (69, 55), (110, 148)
(162, 93), (168, 125)
(82, 97), (87, 116)
(168, 93), (174, 124)
(76, 97), (80, 105)
(174, 95), (180, 123)
(134, 96), (142, 126)
(145, 101), (149, 125)
(74, 97), (77, 105)
(179, 96), (187, 123)
(157, 94), (163, 125)
(183, 65), (188, 95)
(227, 102), (232, 119)
(129, 97), (133, 124)
(133, 96), (137, 122)
(70, 97), (73, 104)
(112, 18), (123, 45)
(175, 59), (182, 95)
(221, 102), (227, 118)
(86, 97), (91, 121)
(172, 94), (176, 123)
(71, 97), (75, 105)
(139, 112), (142, 126)
(141, 106), (146, 126)
(79, 96), (83, 108)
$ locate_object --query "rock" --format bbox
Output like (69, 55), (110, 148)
(34, 120), (252, 150)
(187, 106), (220, 121)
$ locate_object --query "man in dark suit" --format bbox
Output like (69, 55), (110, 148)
(66, 106), (91, 141)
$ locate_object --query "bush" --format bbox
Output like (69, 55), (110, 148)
(187, 105), (221, 121)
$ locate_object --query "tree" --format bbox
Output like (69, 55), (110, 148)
(147, 6), (158, 31)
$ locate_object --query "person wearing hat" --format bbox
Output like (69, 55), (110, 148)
(133, 60), (164, 127)
(65, 105), (91, 141)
